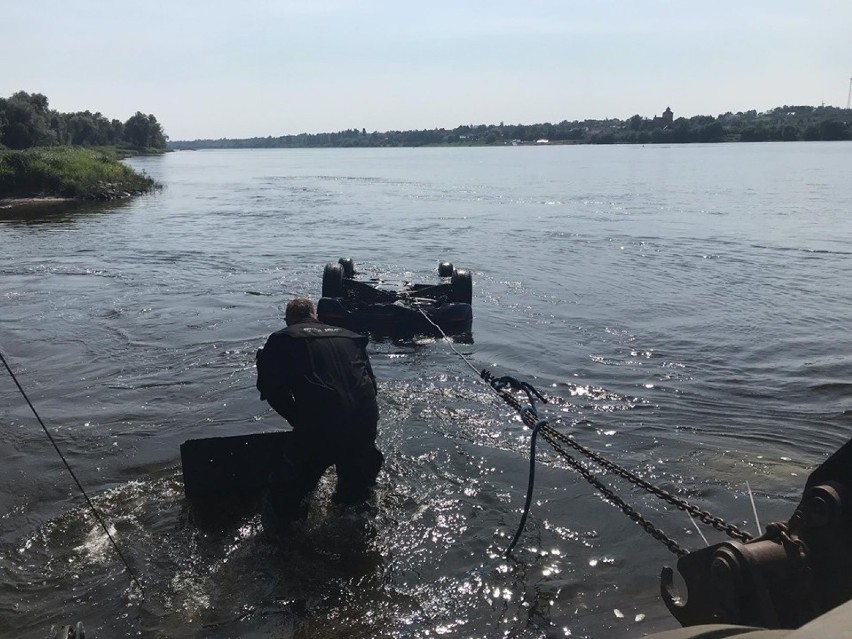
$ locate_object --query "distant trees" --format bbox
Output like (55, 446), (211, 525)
(815, 120), (851, 141)
(62, 111), (125, 146)
(0, 92), (56, 149)
(0, 91), (168, 151)
(167, 105), (851, 150)
(123, 112), (167, 149)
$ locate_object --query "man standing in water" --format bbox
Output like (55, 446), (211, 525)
(256, 297), (383, 532)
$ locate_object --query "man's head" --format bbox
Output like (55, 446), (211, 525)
(285, 297), (316, 326)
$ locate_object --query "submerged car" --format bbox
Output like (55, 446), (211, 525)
(316, 258), (473, 336)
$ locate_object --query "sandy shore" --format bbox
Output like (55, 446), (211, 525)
(0, 197), (74, 209)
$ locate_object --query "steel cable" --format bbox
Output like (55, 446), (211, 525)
(0, 349), (145, 595)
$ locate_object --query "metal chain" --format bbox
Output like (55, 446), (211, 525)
(484, 371), (754, 552)
(417, 309), (754, 555)
(541, 424), (754, 543)
(539, 428), (689, 557)
(764, 521), (820, 622)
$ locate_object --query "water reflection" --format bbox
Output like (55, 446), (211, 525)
(4, 145), (851, 638)
(0, 198), (130, 225)
(370, 330), (473, 347)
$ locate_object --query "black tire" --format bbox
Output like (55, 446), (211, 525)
(438, 261), (454, 277)
(450, 269), (472, 304)
(322, 263), (345, 298)
(338, 257), (355, 278)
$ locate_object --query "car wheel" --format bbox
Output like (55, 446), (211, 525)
(338, 257), (355, 278)
(438, 261), (454, 277)
(323, 263), (345, 298)
(450, 269), (472, 304)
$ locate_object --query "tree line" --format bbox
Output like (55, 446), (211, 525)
(0, 91), (168, 151)
(170, 105), (852, 149)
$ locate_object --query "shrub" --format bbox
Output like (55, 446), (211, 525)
(0, 146), (159, 199)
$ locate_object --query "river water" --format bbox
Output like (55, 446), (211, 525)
(1, 143), (851, 638)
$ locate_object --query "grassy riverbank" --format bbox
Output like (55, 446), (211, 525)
(0, 146), (160, 201)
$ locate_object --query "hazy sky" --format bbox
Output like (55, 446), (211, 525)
(3, 1), (851, 140)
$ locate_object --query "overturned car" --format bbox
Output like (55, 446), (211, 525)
(317, 258), (473, 336)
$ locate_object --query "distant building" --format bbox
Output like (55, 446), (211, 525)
(652, 107), (674, 128)
(535, 139), (549, 144)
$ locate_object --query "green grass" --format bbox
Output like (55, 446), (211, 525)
(0, 146), (160, 200)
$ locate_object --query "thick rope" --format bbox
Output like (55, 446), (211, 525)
(414, 308), (549, 554)
(504, 413), (547, 555)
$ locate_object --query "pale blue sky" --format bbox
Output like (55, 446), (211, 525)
(3, 0), (850, 140)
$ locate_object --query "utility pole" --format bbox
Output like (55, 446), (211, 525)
(848, 77), (852, 110)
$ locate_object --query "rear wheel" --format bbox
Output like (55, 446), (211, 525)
(322, 263), (345, 298)
(438, 261), (454, 277)
(338, 257), (355, 278)
(450, 269), (472, 304)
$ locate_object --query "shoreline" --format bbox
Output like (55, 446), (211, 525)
(0, 196), (74, 210)
(0, 147), (161, 204)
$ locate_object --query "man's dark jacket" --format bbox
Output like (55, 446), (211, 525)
(256, 319), (378, 443)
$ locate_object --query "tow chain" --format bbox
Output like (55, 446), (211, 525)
(541, 424), (754, 544)
(412, 305), (753, 557)
(481, 369), (754, 556)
